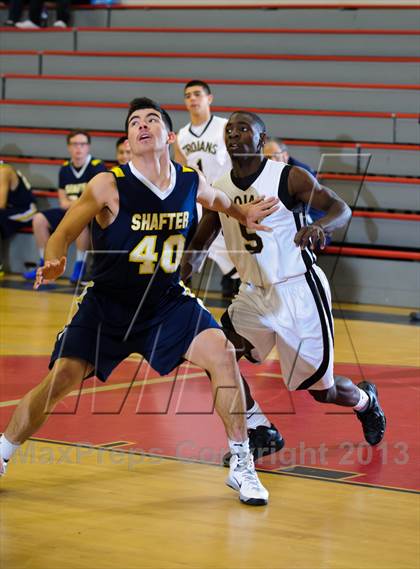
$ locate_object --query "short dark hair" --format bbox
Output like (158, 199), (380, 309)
(67, 130), (91, 144)
(116, 135), (128, 148)
(266, 137), (288, 151)
(184, 80), (211, 95)
(125, 98), (173, 133)
(229, 111), (267, 134)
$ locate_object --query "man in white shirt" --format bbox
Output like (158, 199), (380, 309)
(174, 80), (240, 298)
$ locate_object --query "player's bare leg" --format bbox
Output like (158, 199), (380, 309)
(185, 329), (247, 442)
(184, 329), (268, 505)
(219, 314), (284, 465)
(0, 358), (93, 475)
(32, 212), (50, 252)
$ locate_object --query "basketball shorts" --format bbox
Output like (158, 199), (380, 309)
(42, 208), (66, 232)
(225, 266), (334, 391)
(0, 203), (37, 238)
(49, 285), (219, 379)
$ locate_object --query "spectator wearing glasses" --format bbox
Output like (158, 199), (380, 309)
(23, 130), (106, 283)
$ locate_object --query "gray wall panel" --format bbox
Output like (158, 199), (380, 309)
(0, 31), (74, 51)
(396, 118), (420, 145)
(109, 8), (420, 30)
(328, 179), (420, 211)
(0, 131), (114, 162)
(364, 147), (420, 177)
(0, 103), (394, 142)
(41, 54), (419, 85)
(318, 256), (420, 307)
(73, 9), (108, 27)
(0, 54), (39, 75)
(0, 160), (61, 189)
(343, 217), (420, 248)
(289, 145), (420, 177)
(76, 30), (419, 57)
(5, 77), (417, 114)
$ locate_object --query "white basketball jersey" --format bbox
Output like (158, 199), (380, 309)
(177, 115), (231, 184)
(214, 160), (316, 286)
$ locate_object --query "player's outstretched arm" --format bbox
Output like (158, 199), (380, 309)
(196, 171), (279, 231)
(289, 166), (352, 250)
(180, 210), (221, 282)
(34, 172), (115, 288)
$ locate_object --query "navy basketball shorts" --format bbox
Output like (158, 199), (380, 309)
(49, 287), (220, 379)
(42, 208), (66, 232)
(0, 208), (33, 238)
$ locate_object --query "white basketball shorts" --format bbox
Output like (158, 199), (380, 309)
(226, 265), (334, 391)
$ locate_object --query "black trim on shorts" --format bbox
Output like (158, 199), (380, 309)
(293, 211), (314, 272)
(296, 271), (331, 390)
(310, 267), (334, 344)
(220, 309), (259, 364)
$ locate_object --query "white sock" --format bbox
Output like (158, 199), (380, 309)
(228, 438), (250, 458)
(76, 250), (85, 262)
(353, 388), (370, 412)
(246, 402), (271, 430)
(0, 434), (20, 462)
(39, 248), (44, 260)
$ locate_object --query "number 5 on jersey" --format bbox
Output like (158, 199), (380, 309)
(129, 234), (186, 274)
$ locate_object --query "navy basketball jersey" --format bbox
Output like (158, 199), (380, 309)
(6, 168), (35, 210)
(91, 161), (199, 312)
(59, 156), (107, 201)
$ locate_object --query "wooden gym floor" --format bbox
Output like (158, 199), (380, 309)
(1, 276), (419, 569)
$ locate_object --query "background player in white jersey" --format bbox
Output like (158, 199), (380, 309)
(174, 80), (239, 298)
(182, 110), (386, 463)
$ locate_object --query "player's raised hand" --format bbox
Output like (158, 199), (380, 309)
(294, 223), (326, 251)
(243, 196), (279, 231)
(34, 256), (67, 289)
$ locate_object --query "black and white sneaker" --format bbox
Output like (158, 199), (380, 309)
(226, 453), (269, 506)
(355, 381), (386, 446)
(223, 423), (285, 467)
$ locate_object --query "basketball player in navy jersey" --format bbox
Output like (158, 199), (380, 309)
(23, 130), (107, 283)
(182, 110), (386, 465)
(0, 99), (279, 506)
(0, 163), (37, 275)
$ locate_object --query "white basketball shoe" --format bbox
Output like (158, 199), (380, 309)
(0, 455), (7, 477)
(226, 452), (268, 505)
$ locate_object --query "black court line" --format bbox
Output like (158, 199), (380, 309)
(28, 437), (420, 496)
(279, 465), (358, 480)
(1, 277), (417, 326)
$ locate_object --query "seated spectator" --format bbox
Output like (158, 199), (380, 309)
(263, 137), (329, 235)
(5, 0), (69, 27)
(264, 137), (316, 175)
(23, 130), (107, 283)
(115, 136), (132, 166)
(0, 163), (37, 275)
